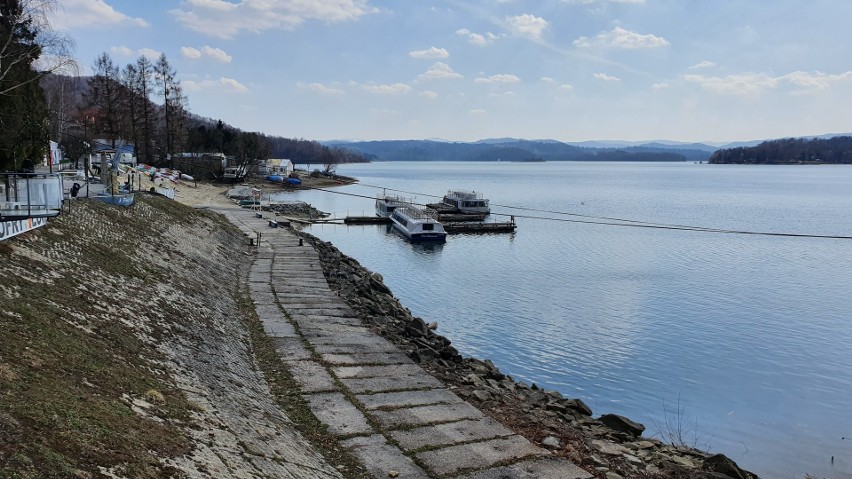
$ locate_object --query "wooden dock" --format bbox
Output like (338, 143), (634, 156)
(436, 212), (488, 222)
(343, 216), (516, 234)
(444, 221), (516, 234)
(344, 216), (391, 225)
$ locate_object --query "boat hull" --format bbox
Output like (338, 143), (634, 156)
(94, 194), (134, 207)
(390, 221), (447, 243)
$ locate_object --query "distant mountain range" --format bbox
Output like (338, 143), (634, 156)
(326, 139), (713, 162)
(324, 133), (852, 163)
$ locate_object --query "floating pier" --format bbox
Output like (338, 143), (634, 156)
(444, 220), (516, 234)
(343, 216), (517, 233)
(435, 212), (488, 222)
(344, 216), (391, 225)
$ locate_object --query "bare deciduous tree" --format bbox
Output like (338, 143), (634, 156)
(0, 0), (76, 97)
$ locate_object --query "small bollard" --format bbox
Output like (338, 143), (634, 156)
(299, 238), (303, 246)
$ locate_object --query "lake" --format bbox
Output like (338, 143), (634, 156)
(272, 161), (852, 478)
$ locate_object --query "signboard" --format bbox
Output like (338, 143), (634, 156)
(0, 217), (48, 242)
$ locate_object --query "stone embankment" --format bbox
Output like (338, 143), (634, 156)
(296, 232), (758, 479)
(0, 196), (344, 478)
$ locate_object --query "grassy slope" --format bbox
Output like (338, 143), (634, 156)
(0, 196), (239, 478)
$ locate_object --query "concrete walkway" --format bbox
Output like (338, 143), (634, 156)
(216, 206), (591, 479)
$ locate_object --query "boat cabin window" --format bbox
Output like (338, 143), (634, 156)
(422, 223), (434, 231)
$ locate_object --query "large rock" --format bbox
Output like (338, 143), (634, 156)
(599, 414), (645, 437)
(703, 454), (752, 479)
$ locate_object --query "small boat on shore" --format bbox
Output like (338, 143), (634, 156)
(94, 193), (134, 207)
(390, 204), (447, 243)
(375, 194), (405, 218)
(430, 190), (490, 215)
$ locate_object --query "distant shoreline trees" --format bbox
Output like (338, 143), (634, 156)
(709, 137), (852, 164)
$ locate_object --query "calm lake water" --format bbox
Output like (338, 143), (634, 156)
(273, 162), (852, 479)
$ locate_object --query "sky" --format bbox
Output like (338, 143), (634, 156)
(51, 0), (852, 144)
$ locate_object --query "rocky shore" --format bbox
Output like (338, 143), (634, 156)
(296, 231), (758, 479)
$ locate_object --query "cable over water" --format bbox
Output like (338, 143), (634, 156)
(294, 183), (852, 240)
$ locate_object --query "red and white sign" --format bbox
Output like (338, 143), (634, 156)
(0, 217), (48, 242)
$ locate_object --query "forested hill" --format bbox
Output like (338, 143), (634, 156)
(708, 136), (852, 164)
(40, 73), (367, 167)
(332, 139), (712, 162)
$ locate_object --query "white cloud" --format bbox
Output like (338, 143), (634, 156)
(783, 71), (852, 90)
(561, 0), (645, 4)
(683, 70), (852, 95)
(651, 82), (670, 89)
(683, 72), (778, 95)
(171, 0), (376, 39)
(455, 28), (502, 46)
(363, 83), (412, 94)
(541, 76), (555, 83)
(110, 46), (135, 57)
(297, 81), (345, 95)
(505, 14), (548, 40)
(594, 72), (621, 82)
(54, 0), (149, 30)
(138, 48), (162, 60)
(419, 90), (438, 98)
(474, 74), (521, 84)
(220, 77), (249, 92)
(419, 62), (463, 80)
(469, 109), (487, 116)
(201, 46), (232, 62)
(181, 46), (203, 59)
(559, 83), (574, 91)
(689, 60), (716, 70)
(573, 26), (668, 49)
(409, 47), (449, 59)
(184, 77), (250, 93)
(182, 45), (233, 62)
(111, 46), (160, 59)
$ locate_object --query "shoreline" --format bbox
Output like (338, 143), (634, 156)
(293, 229), (758, 479)
(165, 176), (759, 478)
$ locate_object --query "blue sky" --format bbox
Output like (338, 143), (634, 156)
(53, 0), (852, 143)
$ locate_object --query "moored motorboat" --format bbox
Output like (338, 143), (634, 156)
(389, 204), (447, 243)
(433, 190), (490, 214)
(94, 193), (135, 207)
(375, 194), (405, 217)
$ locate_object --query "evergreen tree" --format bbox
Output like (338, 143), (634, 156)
(1, 0), (47, 170)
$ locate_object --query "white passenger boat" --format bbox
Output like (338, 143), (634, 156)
(390, 204), (447, 243)
(375, 194), (405, 218)
(441, 190), (490, 214)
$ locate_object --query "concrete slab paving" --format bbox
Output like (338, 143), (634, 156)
(340, 374), (445, 394)
(220, 210), (590, 479)
(284, 360), (338, 393)
(333, 363), (429, 380)
(415, 435), (545, 477)
(340, 435), (429, 479)
(389, 417), (515, 452)
(320, 352), (412, 366)
(271, 337), (312, 361)
(456, 458), (593, 479)
(304, 392), (374, 437)
(312, 342), (400, 355)
(261, 319), (298, 338)
(356, 389), (463, 411)
(368, 402), (484, 429)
